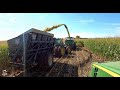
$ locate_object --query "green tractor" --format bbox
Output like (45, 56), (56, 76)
(53, 38), (71, 58)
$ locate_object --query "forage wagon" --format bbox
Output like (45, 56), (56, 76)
(7, 28), (54, 77)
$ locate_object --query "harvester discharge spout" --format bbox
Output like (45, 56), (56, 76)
(44, 24), (70, 38)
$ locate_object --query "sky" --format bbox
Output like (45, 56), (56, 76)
(0, 13), (120, 40)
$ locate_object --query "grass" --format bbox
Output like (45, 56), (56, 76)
(75, 38), (120, 61)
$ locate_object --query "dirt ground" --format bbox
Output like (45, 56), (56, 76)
(77, 47), (106, 77)
(45, 47), (94, 77)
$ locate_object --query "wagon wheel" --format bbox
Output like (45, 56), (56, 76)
(15, 57), (23, 67)
(44, 52), (53, 69)
(10, 57), (23, 76)
(16, 58), (21, 63)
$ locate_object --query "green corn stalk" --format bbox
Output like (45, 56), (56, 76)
(75, 38), (120, 61)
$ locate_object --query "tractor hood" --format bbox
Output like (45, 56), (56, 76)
(92, 61), (120, 77)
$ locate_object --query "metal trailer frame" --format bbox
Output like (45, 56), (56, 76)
(7, 28), (54, 77)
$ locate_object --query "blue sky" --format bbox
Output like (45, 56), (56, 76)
(0, 13), (120, 40)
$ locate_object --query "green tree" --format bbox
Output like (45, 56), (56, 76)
(76, 35), (80, 39)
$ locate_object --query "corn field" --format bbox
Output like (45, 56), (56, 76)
(75, 38), (120, 61)
(0, 42), (11, 75)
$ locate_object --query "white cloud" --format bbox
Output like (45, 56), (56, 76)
(79, 19), (95, 23)
(70, 32), (110, 38)
(104, 23), (120, 26)
(115, 27), (120, 35)
(6, 13), (15, 17)
(0, 18), (16, 26)
(7, 13), (17, 23)
(116, 30), (120, 34)
(9, 17), (16, 23)
(52, 31), (110, 38)
(49, 28), (109, 38)
(51, 32), (67, 38)
(0, 20), (8, 25)
(115, 26), (120, 30)
(0, 28), (22, 41)
(0, 13), (17, 25)
(112, 23), (120, 25)
(73, 19), (95, 24)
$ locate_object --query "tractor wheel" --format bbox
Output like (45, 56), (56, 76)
(66, 46), (71, 54)
(58, 46), (66, 57)
(57, 46), (62, 58)
(73, 42), (76, 50)
(54, 46), (58, 57)
(60, 46), (66, 56)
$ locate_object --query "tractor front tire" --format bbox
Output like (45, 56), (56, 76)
(58, 46), (66, 57)
(54, 46), (58, 57)
(66, 46), (71, 54)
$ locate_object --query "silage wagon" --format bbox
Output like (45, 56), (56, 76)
(7, 28), (54, 77)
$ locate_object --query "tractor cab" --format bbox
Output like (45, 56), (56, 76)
(65, 37), (76, 50)
(53, 38), (63, 46)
